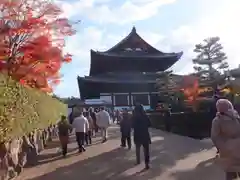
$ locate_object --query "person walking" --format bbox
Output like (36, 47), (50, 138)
(132, 104), (151, 170)
(68, 110), (74, 124)
(116, 109), (122, 124)
(120, 109), (132, 149)
(89, 108), (98, 135)
(211, 99), (240, 180)
(164, 106), (171, 132)
(57, 116), (72, 157)
(85, 111), (93, 145)
(72, 110), (89, 153)
(96, 107), (111, 143)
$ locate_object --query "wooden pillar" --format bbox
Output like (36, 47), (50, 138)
(129, 92), (132, 107)
(113, 93), (116, 106)
(111, 93), (114, 109)
(148, 93), (150, 106)
(149, 92), (154, 109)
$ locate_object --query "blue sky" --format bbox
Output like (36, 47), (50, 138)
(54, 0), (240, 97)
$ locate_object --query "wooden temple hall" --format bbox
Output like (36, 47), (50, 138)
(77, 27), (183, 109)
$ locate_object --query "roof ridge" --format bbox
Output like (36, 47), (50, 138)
(104, 27), (162, 54)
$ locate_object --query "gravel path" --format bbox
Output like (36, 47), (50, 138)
(16, 125), (224, 180)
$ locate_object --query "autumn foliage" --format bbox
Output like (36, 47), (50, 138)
(0, 0), (75, 92)
(180, 75), (200, 111)
(181, 75), (219, 110)
(182, 75), (199, 102)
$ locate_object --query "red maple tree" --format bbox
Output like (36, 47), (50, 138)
(0, 0), (76, 92)
(181, 75), (200, 111)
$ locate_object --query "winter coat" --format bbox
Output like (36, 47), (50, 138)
(132, 113), (151, 145)
(120, 112), (132, 135)
(58, 121), (71, 137)
(211, 109), (240, 172)
(96, 110), (111, 128)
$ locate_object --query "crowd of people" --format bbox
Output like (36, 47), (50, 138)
(56, 104), (151, 170)
(54, 98), (240, 177)
(57, 106), (111, 156)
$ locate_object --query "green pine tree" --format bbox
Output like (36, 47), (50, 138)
(192, 37), (229, 80)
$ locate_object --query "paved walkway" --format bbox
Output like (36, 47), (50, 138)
(16, 126), (225, 180)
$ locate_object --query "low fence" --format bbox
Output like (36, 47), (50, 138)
(148, 111), (215, 139)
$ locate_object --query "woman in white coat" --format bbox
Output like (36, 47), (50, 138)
(211, 99), (240, 180)
(96, 107), (111, 143)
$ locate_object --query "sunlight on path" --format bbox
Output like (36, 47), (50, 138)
(16, 126), (224, 180)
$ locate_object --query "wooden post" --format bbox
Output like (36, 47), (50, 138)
(129, 92), (132, 108)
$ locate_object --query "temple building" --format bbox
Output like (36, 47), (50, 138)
(77, 27), (183, 109)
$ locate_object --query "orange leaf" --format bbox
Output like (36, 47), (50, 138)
(0, 0), (75, 92)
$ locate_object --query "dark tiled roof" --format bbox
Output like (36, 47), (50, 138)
(105, 27), (162, 54)
(89, 27), (183, 76)
(92, 50), (183, 59)
(90, 51), (183, 76)
(78, 73), (183, 84)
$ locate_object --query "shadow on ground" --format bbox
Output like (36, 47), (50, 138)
(35, 147), (79, 166)
(168, 157), (224, 180)
(43, 135), (76, 150)
(25, 126), (215, 180)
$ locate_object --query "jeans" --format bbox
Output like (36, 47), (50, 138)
(100, 128), (108, 141)
(62, 144), (67, 156)
(75, 132), (86, 152)
(85, 130), (92, 145)
(135, 143), (150, 165)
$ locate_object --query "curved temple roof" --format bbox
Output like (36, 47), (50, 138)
(105, 26), (163, 54)
(91, 50), (183, 58)
(78, 73), (183, 84)
(89, 27), (183, 76)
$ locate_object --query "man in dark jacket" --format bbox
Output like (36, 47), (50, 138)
(120, 109), (132, 149)
(132, 104), (151, 170)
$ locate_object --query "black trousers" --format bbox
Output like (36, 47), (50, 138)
(135, 143), (150, 165)
(62, 144), (67, 156)
(85, 130), (92, 145)
(121, 131), (131, 148)
(76, 132), (86, 152)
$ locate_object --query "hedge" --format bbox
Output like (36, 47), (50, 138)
(0, 74), (67, 142)
(148, 111), (215, 139)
